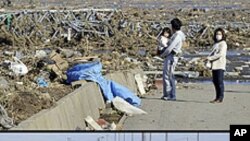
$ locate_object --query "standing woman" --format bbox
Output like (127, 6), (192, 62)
(206, 28), (227, 103)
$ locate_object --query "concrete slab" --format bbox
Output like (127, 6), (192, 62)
(12, 82), (104, 130)
(105, 71), (139, 94)
(11, 71), (138, 130)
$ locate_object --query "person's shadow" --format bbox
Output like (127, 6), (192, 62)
(225, 90), (250, 94)
(141, 97), (209, 104)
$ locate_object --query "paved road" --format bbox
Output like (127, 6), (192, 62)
(124, 83), (250, 130)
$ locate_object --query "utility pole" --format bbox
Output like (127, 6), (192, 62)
(149, 133), (151, 141)
(165, 133), (168, 141)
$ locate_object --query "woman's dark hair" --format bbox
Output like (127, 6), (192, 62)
(160, 27), (172, 37)
(171, 18), (182, 30)
(213, 28), (226, 43)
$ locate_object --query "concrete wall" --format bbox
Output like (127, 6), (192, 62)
(11, 70), (140, 130)
(11, 82), (105, 130)
(105, 71), (138, 94)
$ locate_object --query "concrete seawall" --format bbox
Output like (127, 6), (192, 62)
(11, 70), (141, 130)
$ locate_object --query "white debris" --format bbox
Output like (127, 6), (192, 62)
(112, 97), (147, 116)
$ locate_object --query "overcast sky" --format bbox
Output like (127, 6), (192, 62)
(0, 133), (229, 141)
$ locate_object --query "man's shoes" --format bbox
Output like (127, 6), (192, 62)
(161, 96), (176, 101)
(161, 96), (168, 101)
(210, 99), (223, 103)
(167, 98), (176, 101)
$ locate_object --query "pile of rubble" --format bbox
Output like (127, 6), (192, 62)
(0, 49), (74, 127)
(0, 7), (250, 129)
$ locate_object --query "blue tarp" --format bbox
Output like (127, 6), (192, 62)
(66, 61), (141, 106)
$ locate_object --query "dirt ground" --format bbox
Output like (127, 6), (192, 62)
(0, 83), (73, 125)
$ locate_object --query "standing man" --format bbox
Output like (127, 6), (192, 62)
(160, 18), (186, 101)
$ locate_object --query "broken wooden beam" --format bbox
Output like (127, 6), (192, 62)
(134, 74), (146, 96)
(85, 116), (103, 130)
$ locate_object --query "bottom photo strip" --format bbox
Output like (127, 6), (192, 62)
(0, 133), (229, 141)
